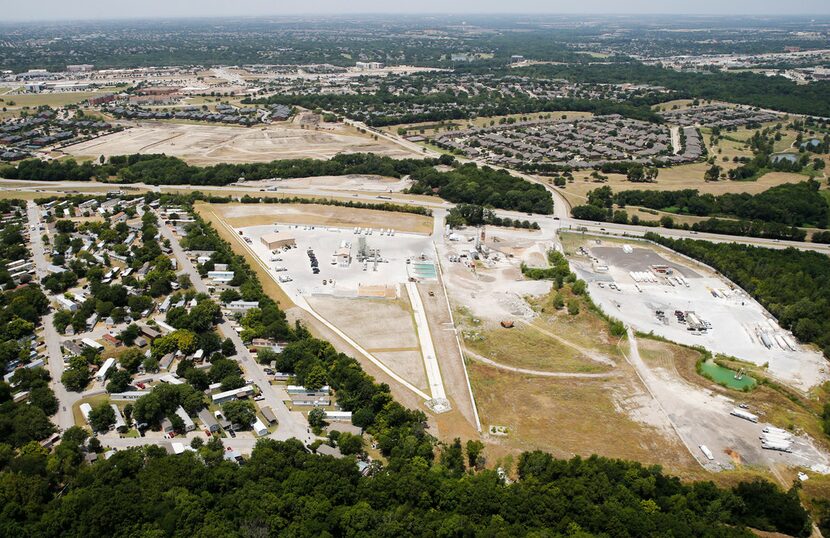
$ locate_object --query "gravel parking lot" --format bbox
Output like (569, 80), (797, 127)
(572, 243), (829, 391)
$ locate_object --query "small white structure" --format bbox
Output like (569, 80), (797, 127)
(175, 406), (195, 432)
(155, 320), (176, 334)
(323, 411), (352, 422)
(160, 374), (184, 385)
(56, 295), (78, 312)
(82, 338), (104, 351)
(252, 417), (269, 436)
(80, 403), (93, 423)
(207, 271), (235, 283)
(730, 408), (758, 423)
(211, 385), (254, 404)
(96, 357), (116, 380)
(111, 404), (126, 431)
(225, 301), (260, 313)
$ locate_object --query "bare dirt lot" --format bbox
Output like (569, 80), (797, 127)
(65, 121), (420, 164)
(207, 202), (433, 235)
(242, 174), (413, 193)
(306, 295), (429, 392)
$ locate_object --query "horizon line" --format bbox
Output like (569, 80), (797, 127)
(2, 12), (830, 23)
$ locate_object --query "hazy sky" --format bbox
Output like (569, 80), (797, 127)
(4, 0), (830, 21)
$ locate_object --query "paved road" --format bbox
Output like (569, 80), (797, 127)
(155, 212), (314, 444)
(405, 281), (446, 400)
(27, 201), (78, 431)
(6, 179), (830, 256)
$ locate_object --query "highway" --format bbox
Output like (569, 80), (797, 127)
(5, 170), (829, 256)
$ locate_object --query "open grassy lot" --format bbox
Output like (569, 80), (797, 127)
(71, 393), (110, 428)
(528, 288), (626, 363)
(651, 98), (697, 112)
(554, 164), (808, 211)
(469, 360), (698, 474)
(0, 90), (112, 109)
(463, 321), (611, 373)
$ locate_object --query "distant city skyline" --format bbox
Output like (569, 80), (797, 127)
(3, 1), (830, 22)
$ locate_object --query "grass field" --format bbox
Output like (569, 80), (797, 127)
(463, 321), (611, 373)
(651, 99), (697, 112)
(554, 165), (808, 211)
(72, 393), (110, 428)
(469, 360), (698, 473)
(0, 90), (114, 119)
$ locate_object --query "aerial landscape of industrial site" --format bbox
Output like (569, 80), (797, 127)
(1, 2), (830, 536)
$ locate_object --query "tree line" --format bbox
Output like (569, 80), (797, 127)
(612, 181), (828, 228)
(514, 62), (830, 118)
(571, 183), (826, 242)
(1, 153), (553, 214)
(445, 203), (540, 229)
(408, 162), (554, 214)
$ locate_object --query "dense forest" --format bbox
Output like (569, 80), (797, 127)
(0, 153), (440, 186)
(446, 203), (540, 229)
(644, 233), (830, 357)
(0, 438), (815, 537)
(408, 162), (554, 214)
(571, 183), (826, 242)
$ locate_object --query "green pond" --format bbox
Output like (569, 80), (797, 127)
(699, 360), (756, 390)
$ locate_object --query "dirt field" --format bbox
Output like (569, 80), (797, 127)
(64, 121), (420, 164)
(243, 174), (413, 193)
(306, 294), (429, 391)
(208, 202), (434, 234)
(306, 295), (418, 352)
